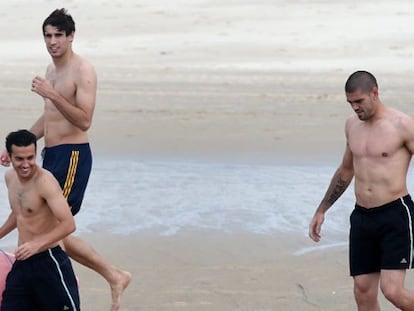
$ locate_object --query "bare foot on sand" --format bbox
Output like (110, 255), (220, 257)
(110, 269), (132, 311)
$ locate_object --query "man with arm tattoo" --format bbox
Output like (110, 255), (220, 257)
(309, 71), (414, 311)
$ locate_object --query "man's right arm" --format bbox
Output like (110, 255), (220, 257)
(309, 143), (354, 242)
(0, 171), (17, 239)
(0, 212), (17, 240)
(29, 113), (45, 140)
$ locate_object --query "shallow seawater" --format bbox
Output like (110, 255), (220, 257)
(2, 156), (412, 250)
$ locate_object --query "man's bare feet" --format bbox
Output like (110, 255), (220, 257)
(110, 269), (132, 311)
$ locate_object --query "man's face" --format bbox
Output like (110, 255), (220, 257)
(43, 25), (73, 58)
(10, 144), (37, 179)
(346, 88), (377, 121)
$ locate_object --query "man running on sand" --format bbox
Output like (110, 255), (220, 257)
(0, 8), (131, 311)
(1, 129), (79, 311)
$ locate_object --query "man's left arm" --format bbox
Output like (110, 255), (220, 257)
(403, 115), (414, 154)
(14, 172), (76, 260)
(32, 62), (97, 131)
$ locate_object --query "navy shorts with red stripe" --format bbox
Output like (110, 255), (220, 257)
(42, 143), (92, 215)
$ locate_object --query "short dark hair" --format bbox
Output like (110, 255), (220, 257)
(345, 71), (378, 94)
(42, 8), (75, 36)
(6, 130), (37, 154)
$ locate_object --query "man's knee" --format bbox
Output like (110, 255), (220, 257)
(381, 283), (405, 308)
(379, 269), (413, 308)
(354, 285), (378, 307)
(354, 274), (380, 309)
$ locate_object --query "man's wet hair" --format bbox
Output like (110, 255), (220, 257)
(345, 71), (378, 94)
(42, 8), (75, 36)
(6, 130), (37, 154)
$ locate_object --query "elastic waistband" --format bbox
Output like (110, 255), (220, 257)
(355, 194), (411, 213)
(15, 246), (62, 263)
(44, 143), (90, 152)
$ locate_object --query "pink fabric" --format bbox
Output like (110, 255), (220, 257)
(0, 250), (15, 306)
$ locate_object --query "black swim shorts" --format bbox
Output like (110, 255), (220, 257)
(349, 194), (414, 276)
(1, 246), (79, 311)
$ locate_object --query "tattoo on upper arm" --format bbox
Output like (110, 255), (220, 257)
(327, 177), (347, 205)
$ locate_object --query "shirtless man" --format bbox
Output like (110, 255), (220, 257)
(309, 71), (414, 310)
(0, 129), (79, 310)
(0, 8), (130, 310)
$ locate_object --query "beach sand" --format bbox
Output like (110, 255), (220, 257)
(74, 232), (414, 311)
(74, 232), (355, 311)
(2, 0), (414, 310)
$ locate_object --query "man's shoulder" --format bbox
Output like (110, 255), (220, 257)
(32, 168), (62, 195)
(72, 54), (96, 80)
(386, 107), (414, 126)
(387, 107), (408, 116)
(34, 167), (56, 183)
(4, 168), (15, 183)
(345, 114), (359, 127)
(73, 53), (95, 68)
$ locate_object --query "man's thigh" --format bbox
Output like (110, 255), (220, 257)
(1, 268), (32, 311)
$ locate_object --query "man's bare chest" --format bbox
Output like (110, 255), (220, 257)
(348, 126), (402, 158)
(11, 187), (41, 215)
(48, 70), (77, 100)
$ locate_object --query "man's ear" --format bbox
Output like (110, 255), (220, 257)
(371, 86), (379, 100)
(68, 31), (75, 42)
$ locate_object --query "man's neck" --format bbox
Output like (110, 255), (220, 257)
(367, 102), (386, 124)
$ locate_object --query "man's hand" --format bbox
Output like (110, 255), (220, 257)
(0, 150), (10, 167)
(31, 76), (54, 99)
(14, 241), (41, 261)
(309, 212), (325, 242)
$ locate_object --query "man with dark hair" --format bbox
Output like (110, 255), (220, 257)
(5, 129), (37, 153)
(0, 8), (131, 311)
(309, 71), (414, 310)
(345, 70), (378, 94)
(42, 8), (76, 35)
(0, 129), (79, 311)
